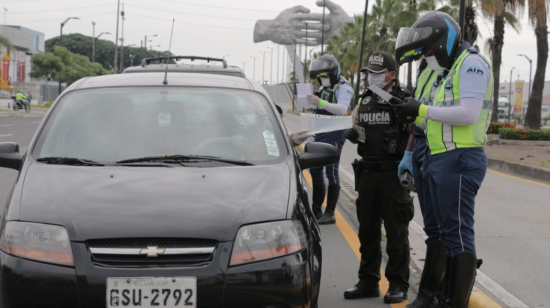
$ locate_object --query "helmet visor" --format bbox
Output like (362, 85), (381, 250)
(396, 26), (433, 62)
(309, 59), (337, 76)
(395, 27), (411, 50)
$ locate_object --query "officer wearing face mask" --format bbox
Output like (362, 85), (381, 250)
(393, 11), (493, 308)
(305, 54), (354, 225)
(343, 51), (413, 304)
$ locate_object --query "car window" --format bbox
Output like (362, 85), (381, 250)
(33, 87), (287, 165)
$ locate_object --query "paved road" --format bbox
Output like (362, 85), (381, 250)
(265, 84), (550, 308)
(2, 89), (549, 307)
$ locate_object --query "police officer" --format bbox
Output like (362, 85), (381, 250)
(306, 54), (354, 225)
(343, 51), (413, 304)
(392, 11), (493, 308)
(395, 58), (447, 306)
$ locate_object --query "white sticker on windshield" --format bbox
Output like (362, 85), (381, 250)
(263, 130), (279, 157)
(158, 112), (171, 127)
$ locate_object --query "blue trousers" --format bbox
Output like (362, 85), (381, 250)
(310, 130), (345, 186)
(412, 137), (440, 244)
(428, 147), (487, 257)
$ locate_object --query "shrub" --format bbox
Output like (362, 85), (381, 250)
(487, 122), (515, 134)
(499, 128), (550, 141)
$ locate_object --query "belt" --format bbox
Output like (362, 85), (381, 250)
(359, 159), (398, 172)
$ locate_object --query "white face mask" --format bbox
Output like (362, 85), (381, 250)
(367, 72), (390, 89)
(425, 56), (445, 71)
(320, 78), (332, 87)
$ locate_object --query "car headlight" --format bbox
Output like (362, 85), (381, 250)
(0, 221), (74, 266)
(230, 220), (307, 266)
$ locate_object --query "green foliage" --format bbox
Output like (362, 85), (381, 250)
(46, 33), (173, 71)
(487, 122), (515, 134)
(0, 35), (13, 52)
(499, 128), (550, 140)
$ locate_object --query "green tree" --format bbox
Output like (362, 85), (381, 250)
(0, 35), (13, 56)
(482, 0), (525, 122)
(523, 0), (549, 129)
(30, 53), (64, 102)
(46, 33), (174, 72)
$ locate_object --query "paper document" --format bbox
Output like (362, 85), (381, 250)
(354, 125), (366, 143)
(368, 85), (395, 103)
(296, 83), (316, 109)
(300, 113), (352, 135)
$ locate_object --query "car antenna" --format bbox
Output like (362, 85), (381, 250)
(163, 18), (175, 85)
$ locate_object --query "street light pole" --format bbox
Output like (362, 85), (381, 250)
(277, 45), (280, 84)
(91, 21), (95, 63)
(517, 54), (532, 100)
(144, 34), (157, 51)
(509, 67), (515, 121)
(269, 47), (275, 85)
(261, 51), (268, 84)
(304, 22), (308, 82)
(59, 16), (80, 95)
(113, 0), (120, 74)
(129, 54), (135, 67)
(355, 0), (370, 106)
(250, 56), (258, 81)
(119, 4), (125, 72)
(94, 32), (110, 63)
(321, 0), (326, 55)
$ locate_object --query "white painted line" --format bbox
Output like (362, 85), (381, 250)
(0, 134), (13, 137)
(476, 271), (528, 308)
(0, 124), (14, 127)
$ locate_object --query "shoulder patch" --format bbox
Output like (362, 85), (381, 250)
(465, 65), (485, 76)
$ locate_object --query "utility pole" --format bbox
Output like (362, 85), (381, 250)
(269, 47), (275, 85)
(91, 21), (95, 63)
(282, 48), (285, 84)
(119, 4), (125, 72)
(355, 0), (369, 106)
(261, 51), (268, 84)
(508, 67), (515, 121)
(304, 22), (308, 82)
(113, 0), (120, 74)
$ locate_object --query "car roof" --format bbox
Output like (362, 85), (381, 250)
(67, 73), (270, 96)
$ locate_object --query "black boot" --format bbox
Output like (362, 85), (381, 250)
(442, 252), (477, 308)
(318, 184), (339, 225)
(407, 241), (447, 308)
(311, 186), (325, 220)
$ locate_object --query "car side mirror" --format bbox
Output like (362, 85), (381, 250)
(0, 142), (24, 171)
(298, 142), (340, 170)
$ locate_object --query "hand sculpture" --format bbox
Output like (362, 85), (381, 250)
(314, 0), (353, 40)
(253, 0), (352, 46)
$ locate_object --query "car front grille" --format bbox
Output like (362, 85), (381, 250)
(87, 238), (218, 267)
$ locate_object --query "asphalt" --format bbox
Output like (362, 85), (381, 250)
(2, 87), (550, 307)
(263, 84), (550, 308)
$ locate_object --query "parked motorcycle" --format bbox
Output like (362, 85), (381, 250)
(11, 93), (32, 113)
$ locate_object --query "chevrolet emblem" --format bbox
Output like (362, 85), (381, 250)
(139, 246), (165, 257)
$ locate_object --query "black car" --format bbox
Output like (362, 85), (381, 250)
(0, 72), (338, 308)
(123, 56), (245, 78)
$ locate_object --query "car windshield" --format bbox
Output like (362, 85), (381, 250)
(33, 87), (287, 165)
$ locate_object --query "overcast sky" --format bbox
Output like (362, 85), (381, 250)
(4, 0), (549, 84)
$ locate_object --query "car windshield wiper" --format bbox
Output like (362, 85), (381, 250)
(36, 157), (105, 166)
(116, 155), (255, 166)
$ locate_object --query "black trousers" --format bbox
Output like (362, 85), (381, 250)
(356, 167), (414, 291)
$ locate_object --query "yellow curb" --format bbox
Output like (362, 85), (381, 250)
(469, 287), (502, 308)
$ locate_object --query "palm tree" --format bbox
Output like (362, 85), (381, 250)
(523, 0), (549, 129)
(0, 36), (13, 55)
(482, 0), (525, 122)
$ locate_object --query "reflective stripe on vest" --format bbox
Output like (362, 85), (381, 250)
(415, 67), (441, 130)
(426, 50), (494, 155)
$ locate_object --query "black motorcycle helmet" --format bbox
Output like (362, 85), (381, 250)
(309, 54), (341, 86)
(395, 11), (460, 69)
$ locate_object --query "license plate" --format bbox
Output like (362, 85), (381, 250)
(107, 277), (197, 307)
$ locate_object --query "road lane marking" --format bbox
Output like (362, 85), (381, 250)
(302, 169), (408, 307)
(0, 134), (13, 138)
(0, 124), (14, 127)
(282, 84), (293, 105)
(488, 169), (550, 189)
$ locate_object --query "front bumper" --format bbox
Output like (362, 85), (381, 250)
(0, 242), (313, 308)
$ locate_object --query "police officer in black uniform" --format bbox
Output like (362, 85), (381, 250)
(344, 51), (414, 304)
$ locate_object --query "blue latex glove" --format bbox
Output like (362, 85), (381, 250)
(398, 151), (413, 179)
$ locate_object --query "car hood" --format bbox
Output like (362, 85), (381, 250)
(19, 162), (291, 242)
